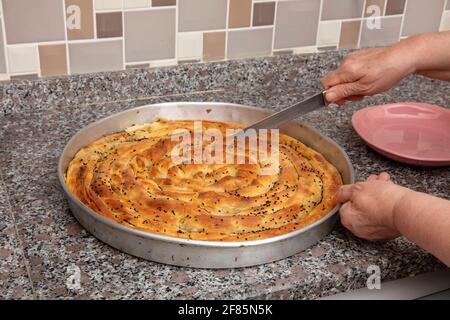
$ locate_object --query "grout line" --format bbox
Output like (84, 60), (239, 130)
(270, 0), (279, 55)
(399, 0), (409, 39)
(93, 0), (98, 39)
(63, 0), (71, 75)
(314, 0), (324, 47)
(224, 0), (230, 60)
(357, 0), (366, 48)
(439, 0), (448, 31)
(0, 170), (37, 299)
(0, 1), (10, 75)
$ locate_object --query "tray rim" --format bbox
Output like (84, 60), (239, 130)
(58, 101), (355, 248)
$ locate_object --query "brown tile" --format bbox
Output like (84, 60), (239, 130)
(96, 12), (123, 38)
(447, 1), (450, 10)
(360, 16), (401, 47)
(339, 20), (361, 49)
(402, 0), (445, 36)
(203, 31), (225, 62)
(66, 0), (94, 40)
(274, 0), (321, 49)
(385, 0), (405, 15)
(229, 0), (252, 28)
(322, 0), (364, 20)
(69, 40), (123, 74)
(364, 0), (385, 17)
(3, 0), (65, 44)
(227, 28), (273, 59)
(38, 44), (68, 77)
(179, 0), (227, 31)
(152, 0), (176, 6)
(124, 9), (176, 62)
(253, 2), (276, 27)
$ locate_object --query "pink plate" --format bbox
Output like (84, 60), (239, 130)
(352, 102), (450, 166)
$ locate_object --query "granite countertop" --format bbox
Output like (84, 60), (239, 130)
(1, 51), (449, 299)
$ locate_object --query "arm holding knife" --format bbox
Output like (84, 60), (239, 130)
(322, 31), (450, 266)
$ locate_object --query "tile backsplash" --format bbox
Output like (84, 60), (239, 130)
(0, 0), (449, 81)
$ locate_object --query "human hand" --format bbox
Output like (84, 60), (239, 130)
(337, 172), (411, 241)
(321, 46), (416, 105)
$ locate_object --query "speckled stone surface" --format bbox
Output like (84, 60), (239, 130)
(0, 51), (449, 299)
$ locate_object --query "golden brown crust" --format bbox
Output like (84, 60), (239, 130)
(65, 119), (342, 241)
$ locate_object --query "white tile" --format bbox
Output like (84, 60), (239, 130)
(124, 0), (150, 9)
(317, 21), (341, 46)
(7, 45), (39, 74)
(177, 32), (203, 60)
(293, 46), (318, 54)
(95, 0), (122, 10)
(440, 11), (450, 31)
(149, 59), (177, 68)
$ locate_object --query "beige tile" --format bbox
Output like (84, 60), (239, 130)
(385, 0), (405, 15)
(402, 0), (446, 36)
(228, 0), (252, 28)
(227, 28), (272, 59)
(69, 40), (123, 74)
(317, 21), (341, 46)
(322, 0), (364, 20)
(0, 19), (6, 73)
(124, 9), (175, 62)
(203, 31), (225, 61)
(66, 0), (94, 40)
(178, 32), (203, 60)
(124, 0), (150, 8)
(152, 0), (177, 6)
(96, 12), (123, 38)
(7, 45), (39, 74)
(253, 2), (275, 27)
(39, 44), (68, 77)
(360, 16), (401, 47)
(274, 0), (320, 49)
(95, 0), (122, 10)
(339, 20), (361, 49)
(3, 0), (65, 44)
(364, 0), (385, 17)
(178, 0), (227, 32)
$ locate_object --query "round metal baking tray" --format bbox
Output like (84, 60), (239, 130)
(58, 102), (354, 268)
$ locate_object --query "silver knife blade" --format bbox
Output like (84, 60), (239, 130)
(243, 91), (327, 131)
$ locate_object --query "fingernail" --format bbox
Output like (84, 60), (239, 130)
(326, 91), (337, 102)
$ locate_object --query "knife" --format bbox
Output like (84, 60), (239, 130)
(242, 91), (328, 131)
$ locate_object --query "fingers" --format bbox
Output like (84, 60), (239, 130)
(325, 82), (364, 103)
(379, 172), (390, 181)
(336, 185), (353, 203)
(339, 202), (354, 230)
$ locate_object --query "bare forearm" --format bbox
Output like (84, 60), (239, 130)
(397, 31), (450, 78)
(394, 190), (450, 266)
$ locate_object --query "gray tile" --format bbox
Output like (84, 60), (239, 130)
(69, 40), (124, 75)
(360, 16), (402, 47)
(3, 0), (65, 44)
(274, 0), (321, 49)
(402, 0), (446, 36)
(124, 9), (176, 62)
(321, 0), (365, 20)
(227, 28), (273, 59)
(178, 0), (227, 32)
(447, 1), (450, 10)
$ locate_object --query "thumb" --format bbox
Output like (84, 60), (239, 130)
(325, 82), (363, 103)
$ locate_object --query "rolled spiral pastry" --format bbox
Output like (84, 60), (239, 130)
(66, 119), (342, 241)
